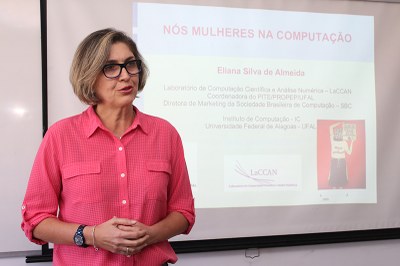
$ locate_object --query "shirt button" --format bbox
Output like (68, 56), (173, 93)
(120, 173), (125, 178)
(122, 200), (127, 204)
(118, 147), (123, 151)
(21, 205), (26, 210)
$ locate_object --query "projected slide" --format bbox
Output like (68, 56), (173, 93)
(133, 3), (376, 208)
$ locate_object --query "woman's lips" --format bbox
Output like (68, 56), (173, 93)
(119, 86), (133, 93)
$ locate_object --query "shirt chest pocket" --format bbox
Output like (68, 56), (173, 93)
(62, 162), (102, 203)
(145, 160), (171, 202)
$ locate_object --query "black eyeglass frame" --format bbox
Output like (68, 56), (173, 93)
(102, 59), (142, 78)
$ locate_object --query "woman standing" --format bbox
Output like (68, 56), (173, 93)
(21, 28), (195, 266)
(328, 121), (355, 188)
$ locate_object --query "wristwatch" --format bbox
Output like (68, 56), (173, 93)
(73, 225), (88, 248)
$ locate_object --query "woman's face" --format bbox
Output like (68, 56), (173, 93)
(93, 42), (139, 109)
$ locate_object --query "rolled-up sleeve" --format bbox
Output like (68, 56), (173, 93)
(21, 128), (61, 244)
(167, 132), (195, 234)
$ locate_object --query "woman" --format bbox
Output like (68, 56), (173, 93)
(21, 28), (195, 266)
(328, 121), (354, 188)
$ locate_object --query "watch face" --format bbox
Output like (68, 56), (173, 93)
(74, 235), (84, 246)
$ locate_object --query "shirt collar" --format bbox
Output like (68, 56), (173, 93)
(83, 105), (149, 138)
(130, 105), (150, 135)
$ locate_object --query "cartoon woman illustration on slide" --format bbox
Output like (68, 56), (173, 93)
(328, 121), (355, 188)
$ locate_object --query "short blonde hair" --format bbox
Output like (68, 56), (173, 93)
(70, 28), (149, 105)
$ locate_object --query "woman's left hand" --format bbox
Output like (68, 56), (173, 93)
(117, 221), (153, 255)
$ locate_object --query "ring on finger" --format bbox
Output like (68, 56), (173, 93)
(126, 247), (131, 257)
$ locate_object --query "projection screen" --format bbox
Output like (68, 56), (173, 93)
(45, 0), (400, 249)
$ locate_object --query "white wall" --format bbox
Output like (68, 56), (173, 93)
(0, 0), (43, 255)
(2, 239), (400, 265)
(3, 0), (400, 265)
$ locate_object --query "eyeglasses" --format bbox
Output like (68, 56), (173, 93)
(102, 60), (142, 78)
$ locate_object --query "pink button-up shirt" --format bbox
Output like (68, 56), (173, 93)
(21, 106), (195, 266)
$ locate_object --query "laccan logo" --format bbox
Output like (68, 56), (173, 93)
(225, 155), (301, 191)
(251, 168), (278, 176)
(235, 161), (278, 184)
